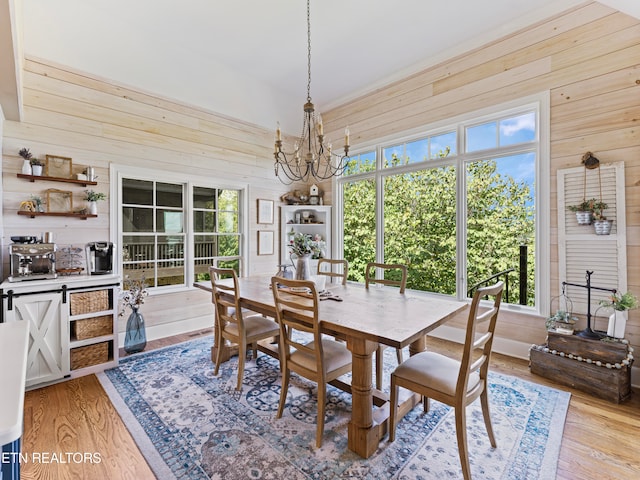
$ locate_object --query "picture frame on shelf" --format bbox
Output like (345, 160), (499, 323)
(45, 155), (73, 178)
(258, 230), (274, 255)
(257, 198), (274, 224)
(45, 188), (73, 213)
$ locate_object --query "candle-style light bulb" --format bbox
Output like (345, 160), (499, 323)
(276, 122), (282, 141)
(344, 126), (350, 146)
(317, 115), (324, 136)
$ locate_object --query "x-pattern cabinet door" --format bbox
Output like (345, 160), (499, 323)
(13, 292), (70, 387)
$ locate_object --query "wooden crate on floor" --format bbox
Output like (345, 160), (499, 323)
(529, 334), (633, 403)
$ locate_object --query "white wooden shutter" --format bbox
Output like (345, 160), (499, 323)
(557, 162), (627, 316)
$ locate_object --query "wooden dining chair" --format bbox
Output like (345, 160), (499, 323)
(210, 267), (280, 390)
(270, 276), (352, 448)
(365, 262), (408, 389)
(388, 281), (504, 480)
(317, 258), (349, 285)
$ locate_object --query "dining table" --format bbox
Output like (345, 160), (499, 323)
(195, 274), (467, 458)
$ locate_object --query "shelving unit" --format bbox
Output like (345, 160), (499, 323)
(16, 170), (99, 219)
(280, 205), (331, 271)
(68, 285), (118, 376)
(17, 173), (97, 186)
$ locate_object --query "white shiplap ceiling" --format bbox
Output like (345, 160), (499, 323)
(19, 0), (638, 132)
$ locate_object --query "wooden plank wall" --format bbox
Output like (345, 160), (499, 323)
(1, 59), (286, 334)
(321, 2), (640, 354)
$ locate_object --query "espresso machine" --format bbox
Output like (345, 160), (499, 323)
(86, 242), (114, 275)
(8, 241), (57, 282)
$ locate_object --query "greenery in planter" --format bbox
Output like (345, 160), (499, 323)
(599, 291), (639, 311)
(567, 198), (607, 213)
(18, 148), (33, 161)
(84, 190), (107, 202)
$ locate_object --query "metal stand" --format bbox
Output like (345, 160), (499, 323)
(563, 270), (616, 339)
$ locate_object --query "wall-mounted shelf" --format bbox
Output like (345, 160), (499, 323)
(17, 173), (97, 186)
(17, 211), (97, 220)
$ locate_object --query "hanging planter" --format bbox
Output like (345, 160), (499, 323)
(594, 219), (612, 235)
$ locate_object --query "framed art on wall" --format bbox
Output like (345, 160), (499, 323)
(257, 199), (274, 224)
(45, 155), (73, 178)
(258, 230), (274, 255)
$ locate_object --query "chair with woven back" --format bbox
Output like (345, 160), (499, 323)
(270, 276), (352, 448)
(210, 266), (280, 390)
(317, 258), (349, 285)
(388, 281), (504, 480)
(365, 262), (408, 390)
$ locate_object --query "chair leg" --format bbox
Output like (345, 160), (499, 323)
(480, 387), (497, 447)
(375, 346), (384, 390)
(236, 341), (246, 390)
(388, 376), (399, 442)
(316, 385), (326, 448)
(455, 407), (472, 480)
(276, 367), (290, 419)
(252, 342), (258, 359)
(214, 332), (223, 376)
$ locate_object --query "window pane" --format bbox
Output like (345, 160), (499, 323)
(466, 153), (535, 305)
(123, 264), (154, 287)
(343, 179), (376, 282)
(157, 235), (184, 260)
(194, 234), (218, 259)
(499, 112), (536, 146)
(157, 260), (184, 286)
(156, 210), (184, 233)
(122, 235), (155, 263)
(218, 235), (240, 256)
(383, 167), (457, 295)
(466, 122), (497, 152)
(157, 182), (183, 208)
(193, 211), (216, 233)
(405, 138), (429, 164)
(218, 212), (238, 233)
(218, 190), (238, 211)
(344, 151), (376, 175)
(123, 179), (153, 205)
(193, 187), (216, 209)
(123, 207), (153, 232)
(383, 144), (404, 168)
(430, 132), (456, 158)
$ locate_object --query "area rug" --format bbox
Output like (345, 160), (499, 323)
(98, 336), (570, 479)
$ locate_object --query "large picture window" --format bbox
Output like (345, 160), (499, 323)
(338, 96), (547, 312)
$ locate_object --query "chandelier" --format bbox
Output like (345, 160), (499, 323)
(274, 0), (350, 184)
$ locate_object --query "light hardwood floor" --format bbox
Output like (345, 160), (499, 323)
(21, 331), (639, 480)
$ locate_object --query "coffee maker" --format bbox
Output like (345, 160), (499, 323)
(86, 242), (114, 275)
(8, 242), (57, 282)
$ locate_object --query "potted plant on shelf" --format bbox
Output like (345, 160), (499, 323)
(84, 190), (106, 215)
(19, 148), (33, 175)
(567, 198), (607, 226)
(599, 291), (638, 339)
(30, 157), (45, 176)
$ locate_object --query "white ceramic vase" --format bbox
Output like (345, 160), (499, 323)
(32, 164), (43, 176)
(606, 310), (627, 339)
(88, 201), (98, 215)
(21, 159), (32, 175)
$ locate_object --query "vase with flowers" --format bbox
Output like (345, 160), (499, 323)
(120, 275), (149, 353)
(19, 148), (33, 175)
(289, 232), (326, 280)
(599, 291), (638, 339)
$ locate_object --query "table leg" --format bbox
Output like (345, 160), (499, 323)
(347, 336), (382, 458)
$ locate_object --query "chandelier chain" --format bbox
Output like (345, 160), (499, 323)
(307, 0), (312, 103)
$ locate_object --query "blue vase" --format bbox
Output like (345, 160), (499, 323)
(124, 307), (147, 354)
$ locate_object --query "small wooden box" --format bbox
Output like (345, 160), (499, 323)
(547, 332), (628, 364)
(70, 341), (110, 370)
(72, 315), (113, 340)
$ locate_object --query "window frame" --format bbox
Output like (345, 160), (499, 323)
(110, 164), (249, 295)
(334, 93), (550, 316)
